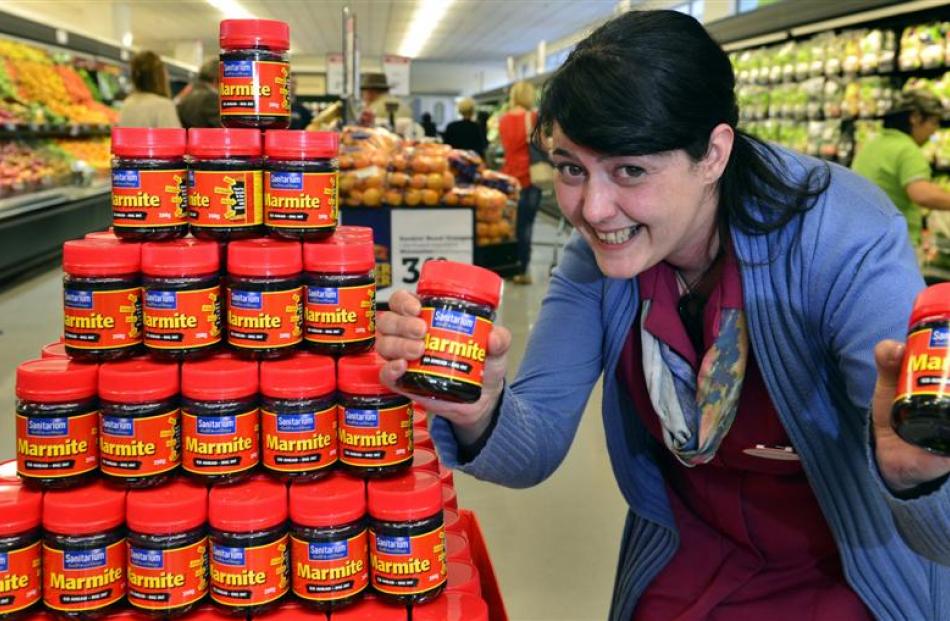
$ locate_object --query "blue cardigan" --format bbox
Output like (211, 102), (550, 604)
(430, 148), (950, 620)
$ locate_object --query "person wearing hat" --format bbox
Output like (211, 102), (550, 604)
(852, 89), (950, 247)
(361, 72), (411, 129)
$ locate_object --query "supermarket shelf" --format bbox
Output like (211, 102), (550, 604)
(0, 182), (110, 283)
(0, 122), (112, 139)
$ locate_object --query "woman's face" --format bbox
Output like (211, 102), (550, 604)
(550, 124), (724, 280)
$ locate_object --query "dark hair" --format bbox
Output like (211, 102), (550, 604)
(536, 10), (830, 235)
(131, 51), (170, 98)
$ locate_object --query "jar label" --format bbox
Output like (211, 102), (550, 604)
(188, 169), (263, 228)
(144, 286), (223, 350)
(0, 540), (42, 615)
(220, 59), (291, 119)
(15, 411), (99, 479)
(338, 404), (413, 468)
(304, 282), (376, 345)
(43, 539), (126, 612)
(408, 307), (492, 388)
(896, 325), (950, 402)
(63, 287), (143, 350)
(265, 171), (338, 229)
(370, 526), (446, 597)
(99, 409), (181, 478)
(210, 535), (289, 608)
(112, 168), (188, 229)
(181, 409), (260, 475)
(127, 538), (208, 612)
(291, 531), (369, 602)
(261, 405), (338, 473)
(227, 287), (303, 349)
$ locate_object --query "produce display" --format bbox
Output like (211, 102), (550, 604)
(899, 22), (950, 70)
(339, 125), (519, 247)
(0, 39), (118, 126)
(0, 137), (110, 198)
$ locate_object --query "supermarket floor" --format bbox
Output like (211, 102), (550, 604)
(0, 213), (628, 621)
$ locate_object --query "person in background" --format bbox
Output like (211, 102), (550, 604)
(443, 97), (488, 157)
(852, 90), (950, 247)
(176, 58), (219, 129)
(420, 112), (438, 137)
(118, 51), (181, 129)
(498, 80), (541, 284)
(361, 72), (411, 130)
(289, 76), (313, 130)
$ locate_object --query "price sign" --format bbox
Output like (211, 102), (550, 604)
(391, 208), (473, 290)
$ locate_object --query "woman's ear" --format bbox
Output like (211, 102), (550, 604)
(702, 123), (734, 184)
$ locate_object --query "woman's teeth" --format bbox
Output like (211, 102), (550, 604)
(595, 225), (641, 245)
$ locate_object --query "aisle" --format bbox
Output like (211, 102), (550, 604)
(0, 215), (627, 620)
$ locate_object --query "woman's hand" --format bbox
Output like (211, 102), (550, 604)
(376, 289), (513, 447)
(872, 340), (950, 492)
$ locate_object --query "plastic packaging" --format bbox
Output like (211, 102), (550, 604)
(219, 19), (291, 130)
(0, 481), (42, 618)
(264, 130), (340, 239)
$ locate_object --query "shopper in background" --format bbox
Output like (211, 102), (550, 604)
(176, 58), (220, 129)
(360, 72), (411, 130)
(420, 112), (438, 138)
(379, 10), (947, 621)
(852, 89), (950, 246)
(498, 81), (542, 284)
(118, 50), (181, 129)
(443, 97), (488, 157)
(289, 76), (313, 130)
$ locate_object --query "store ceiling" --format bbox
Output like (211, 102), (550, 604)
(8, 0), (620, 63)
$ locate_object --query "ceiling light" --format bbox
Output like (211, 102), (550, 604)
(206, 0), (255, 19)
(121, 32), (133, 48)
(398, 0), (456, 59)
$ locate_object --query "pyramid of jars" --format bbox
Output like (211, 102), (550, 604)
(1, 18), (502, 621)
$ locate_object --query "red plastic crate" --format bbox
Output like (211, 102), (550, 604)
(459, 509), (509, 621)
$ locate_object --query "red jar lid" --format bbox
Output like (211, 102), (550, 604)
(112, 127), (186, 159)
(100, 358), (179, 403)
(439, 465), (455, 488)
(415, 428), (433, 451)
(176, 604), (229, 620)
(260, 352), (335, 399)
(337, 353), (392, 396)
(0, 460), (18, 483)
(446, 560), (481, 596)
(85, 228), (118, 241)
(412, 448), (439, 473)
(368, 470), (442, 522)
(417, 260), (502, 308)
(250, 600), (306, 620)
(220, 18), (290, 50)
(329, 594), (406, 620)
(127, 479), (208, 535)
(0, 481), (42, 536)
(182, 356), (259, 401)
(63, 238), (141, 277)
(228, 237), (301, 277)
(43, 480), (126, 535)
(188, 128), (262, 158)
(910, 283), (950, 326)
(265, 130), (339, 160)
(413, 593), (489, 621)
(445, 532), (470, 561)
(142, 238), (220, 277)
(303, 228), (375, 273)
(20, 610), (55, 620)
(442, 484), (458, 511)
(16, 358), (98, 402)
(443, 507), (463, 535)
(209, 476), (287, 532)
(40, 340), (67, 359)
(290, 472), (366, 528)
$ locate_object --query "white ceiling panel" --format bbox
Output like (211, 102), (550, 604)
(5, 0), (619, 63)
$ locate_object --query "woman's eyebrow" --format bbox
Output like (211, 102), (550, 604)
(551, 147), (577, 159)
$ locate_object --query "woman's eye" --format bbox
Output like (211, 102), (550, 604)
(555, 163), (585, 178)
(616, 165), (645, 179)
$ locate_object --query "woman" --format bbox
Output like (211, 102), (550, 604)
(498, 80), (542, 284)
(118, 51), (181, 129)
(378, 11), (949, 621)
(443, 97), (488, 157)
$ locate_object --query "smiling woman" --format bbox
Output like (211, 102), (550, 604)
(376, 10), (950, 621)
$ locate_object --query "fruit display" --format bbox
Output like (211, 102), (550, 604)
(0, 38), (118, 127)
(899, 22), (950, 71)
(0, 140), (73, 197)
(339, 125), (519, 246)
(55, 136), (111, 171)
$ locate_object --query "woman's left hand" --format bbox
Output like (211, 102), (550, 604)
(872, 340), (950, 492)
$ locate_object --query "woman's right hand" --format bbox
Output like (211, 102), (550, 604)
(376, 289), (513, 447)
